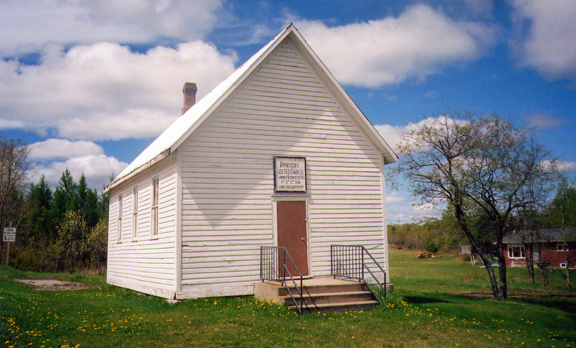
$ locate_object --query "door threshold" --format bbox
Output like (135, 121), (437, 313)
(278, 275), (313, 280)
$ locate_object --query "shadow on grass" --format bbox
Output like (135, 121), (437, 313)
(516, 297), (576, 315)
(403, 295), (451, 305)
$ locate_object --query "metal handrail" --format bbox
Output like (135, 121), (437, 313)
(330, 245), (386, 304)
(260, 246), (304, 315)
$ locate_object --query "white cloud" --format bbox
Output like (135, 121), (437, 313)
(31, 154), (128, 190)
(509, 0), (576, 81)
(375, 118), (438, 151)
(386, 191), (406, 204)
(0, 41), (237, 141)
(296, 4), (498, 87)
(0, 0), (224, 57)
(386, 189), (443, 224)
(375, 124), (405, 151)
(541, 160), (576, 174)
(376, 116), (469, 153)
(558, 161), (576, 173)
(29, 139), (103, 160)
(526, 113), (565, 131)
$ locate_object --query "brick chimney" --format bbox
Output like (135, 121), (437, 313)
(181, 82), (197, 115)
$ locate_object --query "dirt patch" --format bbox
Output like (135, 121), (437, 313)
(15, 279), (89, 291)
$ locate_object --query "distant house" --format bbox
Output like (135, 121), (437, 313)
(503, 228), (576, 268)
(104, 24), (397, 299)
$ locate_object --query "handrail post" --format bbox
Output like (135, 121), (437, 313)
(259, 246), (304, 315)
(361, 247), (365, 280)
(329, 244), (386, 303)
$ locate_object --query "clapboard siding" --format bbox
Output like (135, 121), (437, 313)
(107, 155), (178, 298)
(179, 39), (386, 296)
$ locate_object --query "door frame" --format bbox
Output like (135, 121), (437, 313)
(272, 195), (311, 277)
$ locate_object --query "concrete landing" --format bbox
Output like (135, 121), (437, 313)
(254, 277), (381, 313)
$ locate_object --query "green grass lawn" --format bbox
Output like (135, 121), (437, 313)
(1, 250), (575, 347)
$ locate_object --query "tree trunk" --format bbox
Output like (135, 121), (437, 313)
(565, 248), (572, 289)
(524, 243), (535, 283)
(496, 249), (508, 299)
(537, 243), (549, 287)
(539, 266), (549, 287)
(478, 253), (504, 300)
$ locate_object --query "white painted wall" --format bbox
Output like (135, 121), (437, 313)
(107, 155), (178, 299)
(177, 39), (388, 298)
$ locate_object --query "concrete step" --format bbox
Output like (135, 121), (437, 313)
(281, 282), (367, 296)
(254, 278), (381, 313)
(290, 299), (380, 313)
(281, 290), (375, 306)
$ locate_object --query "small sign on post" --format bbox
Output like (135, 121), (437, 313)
(3, 225), (16, 266)
(3, 227), (16, 242)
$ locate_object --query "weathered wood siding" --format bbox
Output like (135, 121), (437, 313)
(107, 155), (178, 298)
(178, 39), (388, 298)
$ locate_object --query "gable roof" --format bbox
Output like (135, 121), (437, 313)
(105, 24), (397, 192)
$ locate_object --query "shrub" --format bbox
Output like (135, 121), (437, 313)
(424, 238), (439, 253)
(87, 217), (108, 272)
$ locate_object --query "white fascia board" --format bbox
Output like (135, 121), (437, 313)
(169, 26), (294, 152)
(107, 26), (295, 192)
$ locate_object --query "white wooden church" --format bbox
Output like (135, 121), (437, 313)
(105, 24), (397, 299)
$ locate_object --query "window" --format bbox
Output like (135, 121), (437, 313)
(132, 186), (138, 239)
(151, 178), (159, 237)
(557, 243), (568, 252)
(508, 246), (525, 259)
(117, 195), (123, 242)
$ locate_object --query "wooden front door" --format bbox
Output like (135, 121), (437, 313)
(277, 200), (308, 276)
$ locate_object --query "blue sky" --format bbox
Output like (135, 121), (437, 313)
(0, 0), (575, 223)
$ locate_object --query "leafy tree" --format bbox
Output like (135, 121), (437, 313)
(53, 210), (88, 273)
(422, 211), (463, 251)
(544, 179), (576, 288)
(87, 217), (108, 272)
(391, 110), (555, 300)
(545, 179), (576, 228)
(16, 170), (110, 272)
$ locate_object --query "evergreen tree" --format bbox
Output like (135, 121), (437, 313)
(26, 175), (54, 241)
(84, 188), (101, 228)
(77, 173), (88, 210)
(52, 169), (77, 227)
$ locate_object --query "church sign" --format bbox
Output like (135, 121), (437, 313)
(274, 157), (306, 192)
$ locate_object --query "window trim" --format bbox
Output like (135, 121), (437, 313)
(117, 194), (123, 242)
(507, 245), (525, 259)
(132, 186), (138, 240)
(151, 177), (159, 237)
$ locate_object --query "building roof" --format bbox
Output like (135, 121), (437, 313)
(105, 24), (397, 192)
(504, 228), (576, 244)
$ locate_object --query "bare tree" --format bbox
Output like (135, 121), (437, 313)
(516, 147), (558, 285)
(0, 136), (30, 230)
(391, 110), (555, 300)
